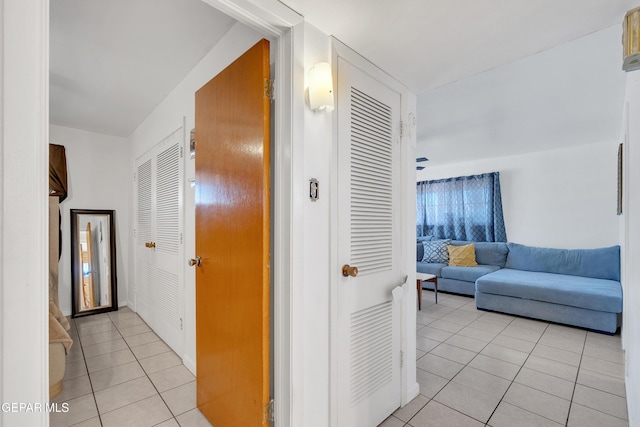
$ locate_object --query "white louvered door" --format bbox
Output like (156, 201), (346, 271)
(136, 158), (154, 324)
(134, 128), (184, 355)
(337, 57), (402, 427)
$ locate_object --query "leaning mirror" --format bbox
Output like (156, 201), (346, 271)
(70, 209), (118, 317)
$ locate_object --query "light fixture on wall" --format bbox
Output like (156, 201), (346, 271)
(623, 6), (640, 71)
(308, 62), (334, 112)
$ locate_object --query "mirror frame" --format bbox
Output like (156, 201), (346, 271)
(70, 209), (118, 318)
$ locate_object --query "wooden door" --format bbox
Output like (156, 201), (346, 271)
(336, 57), (403, 426)
(194, 39), (271, 426)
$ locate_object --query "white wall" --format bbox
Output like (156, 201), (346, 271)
(302, 23), (332, 425)
(622, 69), (640, 427)
(417, 141), (620, 249)
(416, 25), (627, 166)
(1, 0), (49, 424)
(49, 125), (131, 315)
(128, 21), (263, 373)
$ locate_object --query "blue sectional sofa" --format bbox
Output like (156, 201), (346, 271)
(476, 243), (622, 333)
(417, 240), (508, 295)
(417, 240), (623, 333)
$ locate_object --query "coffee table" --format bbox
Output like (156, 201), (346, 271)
(416, 272), (438, 310)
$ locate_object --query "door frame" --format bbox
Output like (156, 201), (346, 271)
(329, 37), (419, 426)
(1, 0), (303, 426)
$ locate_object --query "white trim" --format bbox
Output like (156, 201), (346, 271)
(201, 0), (302, 36)
(329, 37), (418, 425)
(1, 0), (50, 425)
(183, 353), (197, 376)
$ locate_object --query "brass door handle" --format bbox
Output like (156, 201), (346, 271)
(145, 242), (156, 248)
(342, 264), (359, 277)
(188, 256), (202, 267)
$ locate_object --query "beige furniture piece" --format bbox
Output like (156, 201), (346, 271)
(49, 144), (70, 398)
(416, 272), (438, 310)
(48, 300), (72, 399)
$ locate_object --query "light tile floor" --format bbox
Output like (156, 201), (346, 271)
(52, 298), (628, 427)
(50, 307), (212, 427)
(380, 291), (628, 427)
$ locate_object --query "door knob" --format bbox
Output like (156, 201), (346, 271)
(188, 256), (202, 267)
(342, 264), (359, 277)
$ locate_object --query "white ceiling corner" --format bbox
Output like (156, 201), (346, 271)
(280, 0), (636, 164)
(281, 0), (636, 94)
(50, 0), (237, 137)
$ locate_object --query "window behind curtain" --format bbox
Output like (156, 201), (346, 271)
(417, 172), (507, 242)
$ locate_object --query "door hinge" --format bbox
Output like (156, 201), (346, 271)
(400, 350), (404, 368)
(180, 233), (183, 244)
(264, 399), (274, 423)
(133, 172), (137, 182)
(400, 120), (405, 138)
(264, 78), (275, 100)
(180, 146), (183, 158)
(180, 318), (183, 330)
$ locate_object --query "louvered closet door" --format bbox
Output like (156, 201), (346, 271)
(152, 131), (184, 354)
(134, 128), (184, 355)
(336, 57), (402, 427)
(136, 157), (154, 323)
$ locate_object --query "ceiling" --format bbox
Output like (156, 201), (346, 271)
(280, 0), (636, 94)
(50, 0), (236, 137)
(51, 0), (637, 144)
(281, 0), (636, 165)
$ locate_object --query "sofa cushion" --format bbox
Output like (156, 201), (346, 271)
(447, 244), (478, 266)
(422, 239), (451, 263)
(476, 269), (622, 313)
(417, 262), (447, 277)
(441, 265), (500, 282)
(451, 241), (509, 267)
(505, 243), (620, 281)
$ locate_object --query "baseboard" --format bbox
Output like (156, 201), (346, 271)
(626, 372), (638, 427)
(183, 354), (196, 376)
(404, 382), (420, 406)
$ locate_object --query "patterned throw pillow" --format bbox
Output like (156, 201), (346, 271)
(421, 239), (451, 263)
(448, 244), (478, 267)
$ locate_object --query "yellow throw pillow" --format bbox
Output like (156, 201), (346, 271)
(447, 244), (478, 267)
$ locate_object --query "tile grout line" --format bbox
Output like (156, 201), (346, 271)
(423, 299), (571, 425)
(77, 316), (110, 427)
(564, 330), (588, 426)
(411, 294), (628, 427)
(72, 311), (170, 426)
(102, 313), (175, 426)
(109, 312), (186, 426)
(411, 297), (518, 425)
(485, 322), (575, 427)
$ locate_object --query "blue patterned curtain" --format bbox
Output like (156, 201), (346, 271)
(417, 172), (507, 242)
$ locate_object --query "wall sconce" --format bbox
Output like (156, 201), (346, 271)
(308, 62), (334, 112)
(623, 6), (640, 71)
